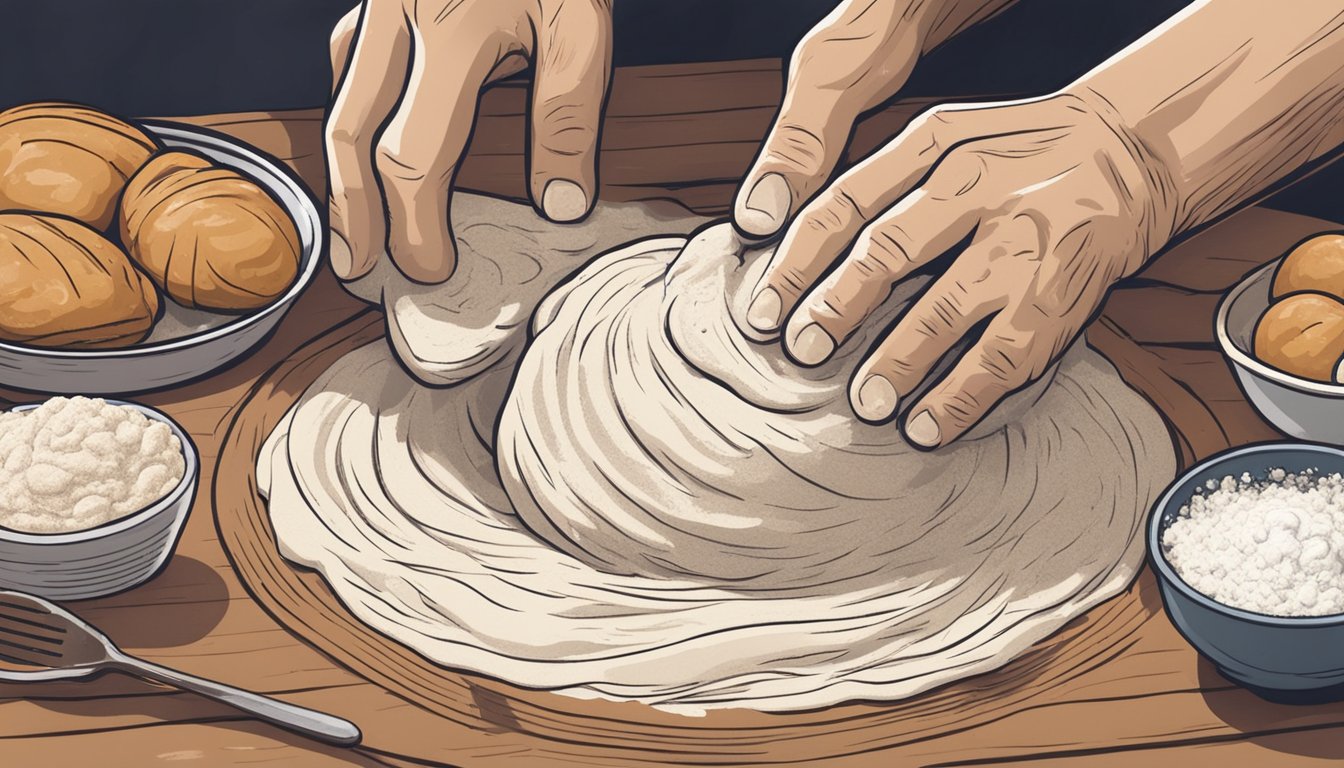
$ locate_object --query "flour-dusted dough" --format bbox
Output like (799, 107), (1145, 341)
(260, 201), (1176, 713)
(341, 194), (697, 386)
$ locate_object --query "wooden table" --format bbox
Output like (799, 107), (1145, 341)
(2, 59), (1343, 767)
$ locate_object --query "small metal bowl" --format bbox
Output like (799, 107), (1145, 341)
(1216, 260), (1344, 443)
(0, 121), (322, 395)
(0, 400), (199, 600)
(1148, 442), (1344, 703)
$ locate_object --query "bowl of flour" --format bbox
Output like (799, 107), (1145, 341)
(1149, 442), (1344, 703)
(0, 396), (198, 600)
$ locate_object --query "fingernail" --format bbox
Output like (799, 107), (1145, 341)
(854, 375), (898, 421)
(905, 410), (941, 448)
(542, 179), (588, 223)
(746, 287), (782, 331)
(736, 172), (791, 237)
(790, 323), (835, 366)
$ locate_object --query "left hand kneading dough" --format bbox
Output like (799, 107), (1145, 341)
(260, 195), (1174, 713)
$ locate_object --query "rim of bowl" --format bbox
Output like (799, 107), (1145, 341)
(0, 399), (199, 544)
(1215, 260), (1344, 398)
(0, 121), (322, 359)
(1147, 441), (1344, 627)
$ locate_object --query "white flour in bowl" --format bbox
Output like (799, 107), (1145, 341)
(1163, 469), (1344, 617)
(0, 397), (185, 534)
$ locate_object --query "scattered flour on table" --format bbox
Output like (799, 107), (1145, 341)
(1163, 469), (1344, 617)
(0, 397), (185, 533)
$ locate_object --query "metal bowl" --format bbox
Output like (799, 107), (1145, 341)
(1216, 260), (1344, 443)
(1148, 442), (1344, 703)
(0, 122), (322, 395)
(0, 400), (199, 600)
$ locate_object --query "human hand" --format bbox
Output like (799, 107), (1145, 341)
(745, 92), (1175, 448)
(325, 0), (612, 284)
(733, 0), (1017, 238)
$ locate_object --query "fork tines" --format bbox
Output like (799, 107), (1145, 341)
(0, 601), (64, 667)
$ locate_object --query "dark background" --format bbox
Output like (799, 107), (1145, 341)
(0, 0), (1336, 221)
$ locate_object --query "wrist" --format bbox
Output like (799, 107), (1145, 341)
(1061, 83), (1182, 262)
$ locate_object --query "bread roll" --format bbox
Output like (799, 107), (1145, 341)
(118, 151), (300, 312)
(1254, 292), (1344, 383)
(0, 103), (158, 230)
(0, 213), (160, 348)
(1272, 234), (1344, 301)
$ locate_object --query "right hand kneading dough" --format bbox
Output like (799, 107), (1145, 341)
(260, 198), (1174, 713)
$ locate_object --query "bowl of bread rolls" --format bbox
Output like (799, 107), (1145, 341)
(1218, 233), (1344, 443)
(0, 101), (320, 394)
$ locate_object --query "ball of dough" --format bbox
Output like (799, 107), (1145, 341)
(1273, 234), (1344, 301)
(1254, 292), (1344, 383)
(0, 213), (160, 348)
(0, 102), (158, 231)
(498, 225), (1147, 591)
(118, 151), (301, 312)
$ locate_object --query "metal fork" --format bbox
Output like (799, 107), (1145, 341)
(0, 590), (360, 746)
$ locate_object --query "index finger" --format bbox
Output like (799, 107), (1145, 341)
(732, 0), (920, 238)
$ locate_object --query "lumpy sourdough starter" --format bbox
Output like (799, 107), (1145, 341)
(1163, 469), (1344, 617)
(0, 396), (185, 533)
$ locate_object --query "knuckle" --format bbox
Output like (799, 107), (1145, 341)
(1027, 293), (1069, 321)
(875, 340), (925, 383)
(975, 333), (1034, 388)
(801, 184), (864, 236)
(855, 223), (914, 278)
(928, 146), (987, 199)
(912, 106), (961, 156)
(324, 121), (361, 151)
(937, 389), (986, 431)
(790, 26), (830, 69)
(765, 122), (831, 179)
(772, 264), (815, 298)
(920, 289), (971, 336)
(374, 141), (427, 183)
(535, 102), (598, 158)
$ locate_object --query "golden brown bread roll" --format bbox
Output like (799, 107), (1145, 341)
(0, 213), (160, 348)
(1254, 292), (1344, 383)
(118, 151), (300, 312)
(1272, 234), (1344, 301)
(0, 102), (158, 230)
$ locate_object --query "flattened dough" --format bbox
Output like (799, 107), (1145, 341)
(261, 201), (1175, 713)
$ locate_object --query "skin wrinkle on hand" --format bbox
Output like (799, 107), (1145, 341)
(1077, 1), (1344, 239)
(741, 0), (1344, 450)
(259, 196), (1175, 713)
(731, 0), (1025, 240)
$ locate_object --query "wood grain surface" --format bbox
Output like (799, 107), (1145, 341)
(1, 59), (1342, 768)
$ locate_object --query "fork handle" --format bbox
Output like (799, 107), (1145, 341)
(109, 652), (361, 746)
